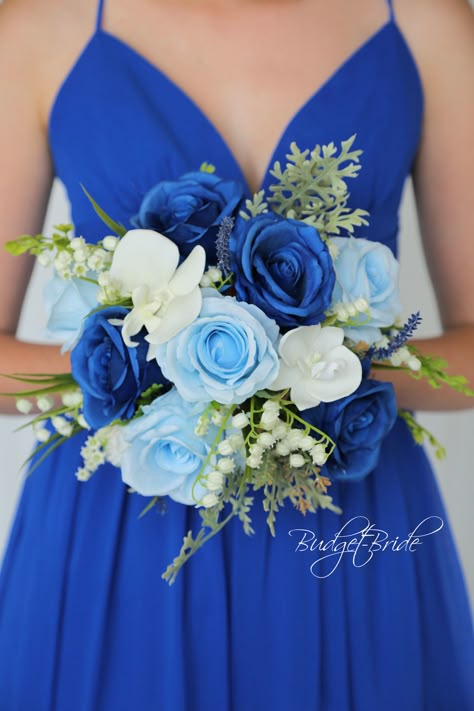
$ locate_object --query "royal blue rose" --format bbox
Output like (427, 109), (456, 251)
(230, 213), (335, 328)
(303, 377), (398, 481)
(71, 306), (167, 429)
(131, 171), (244, 263)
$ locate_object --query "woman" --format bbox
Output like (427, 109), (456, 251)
(0, 0), (473, 709)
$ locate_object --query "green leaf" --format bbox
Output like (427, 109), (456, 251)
(399, 409), (446, 459)
(4, 235), (41, 256)
(81, 185), (127, 237)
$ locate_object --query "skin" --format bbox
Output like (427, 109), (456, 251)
(0, 0), (473, 414)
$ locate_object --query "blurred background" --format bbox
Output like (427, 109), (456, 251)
(1, 177), (473, 608)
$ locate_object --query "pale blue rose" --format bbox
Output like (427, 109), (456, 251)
(330, 237), (401, 345)
(44, 274), (99, 351)
(154, 291), (280, 405)
(120, 388), (218, 504)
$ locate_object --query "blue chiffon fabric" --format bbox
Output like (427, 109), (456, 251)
(1, 1), (473, 709)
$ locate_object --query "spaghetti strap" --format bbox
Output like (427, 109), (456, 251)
(96, 0), (106, 32)
(386, 0), (395, 22)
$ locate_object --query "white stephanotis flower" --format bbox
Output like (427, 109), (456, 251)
(269, 325), (362, 411)
(107, 229), (206, 348)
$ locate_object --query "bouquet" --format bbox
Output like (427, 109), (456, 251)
(4, 136), (472, 584)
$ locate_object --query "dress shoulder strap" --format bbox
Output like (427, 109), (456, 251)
(96, 0), (106, 32)
(385, 0), (395, 22)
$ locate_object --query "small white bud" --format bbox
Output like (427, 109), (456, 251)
(346, 303), (358, 318)
(37, 253), (52, 268)
(73, 263), (88, 277)
(390, 352), (402, 367)
(98, 272), (110, 287)
(407, 356), (421, 372)
(374, 335), (390, 349)
(35, 427), (51, 443)
(276, 442), (291, 456)
(207, 267), (222, 283)
(246, 455), (262, 469)
(201, 492), (219, 508)
(260, 410), (279, 429)
(103, 236), (119, 251)
(70, 237), (86, 250)
(299, 435), (315, 452)
(51, 415), (73, 437)
(199, 274), (212, 287)
(249, 443), (264, 458)
(354, 297), (369, 313)
(257, 432), (276, 449)
(311, 444), (328, 466)
(211, 410), (224, 426)
(232, 412), (249, 429)
(289, 453), (306, 468)
(228, 433), (244, 450)
(206, 470), (225, 491)
(76, 467), (92, 482)
(397, 347), (410, 363)
(55, 250), (72, 266)
(37, 395), (54, 412)
(217, 457), (235, 474)
(336, 305), (350, 322)
(262, 399), (280, 414)
(73, 247), (88, 263)
(272, 421), (289, 440)
(194, 416), (210, 436)
(16, 398), (33, 414)
(77, 414), (90, 430)
(217, 439), (234, 456)
(62, 391), (83, 408)
(285, 429), (304, 450)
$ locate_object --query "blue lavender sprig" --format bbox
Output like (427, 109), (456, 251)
(215, 216), (234, 276)
(369, 311), (422, 361)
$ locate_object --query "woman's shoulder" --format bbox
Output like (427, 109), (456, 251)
(394, 0), (473, 81)
(0, 0), (98, 131)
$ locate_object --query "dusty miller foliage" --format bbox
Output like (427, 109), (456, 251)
(242, 135), (370, 238)
(162, 458), (341, 585)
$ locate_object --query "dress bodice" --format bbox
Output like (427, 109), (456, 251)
(48, 1), (423, 256)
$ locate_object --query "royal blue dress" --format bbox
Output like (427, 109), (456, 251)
(1, 0), (473, 709)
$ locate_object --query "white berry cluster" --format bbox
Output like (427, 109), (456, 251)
(331, 297), (369, 323)
(76, 429), (110, 481)
(41, 235), (118, 280)
(374, 336), (421, 371)
(17, 390), (89, 443)
(199, 429), (244, 508)
(238, 400), (329, 471)
(96, 272), (125, 304)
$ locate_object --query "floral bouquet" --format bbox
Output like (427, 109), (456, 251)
(4, 136), (472, 584)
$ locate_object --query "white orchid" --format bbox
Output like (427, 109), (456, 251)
(269, 325), (362, 411)
(107, 229), (206, 349)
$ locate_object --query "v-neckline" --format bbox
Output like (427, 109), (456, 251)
(98, 20), (394, 195)
(48, 19), (400, 196)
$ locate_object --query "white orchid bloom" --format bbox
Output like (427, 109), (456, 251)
(269, 325), (362, 411)
(108, 229), (206, 348)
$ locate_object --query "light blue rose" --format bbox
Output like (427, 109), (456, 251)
(44, 274), (99, 351)
(330, 237), (401, 345)
(154, 291), (280, 405)
(120, 388), (218, 504)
